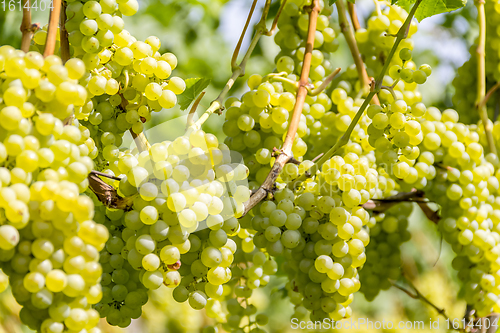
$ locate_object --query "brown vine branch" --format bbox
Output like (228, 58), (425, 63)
(87, 173), (135, 210)
(231, 0), (258, 70)
(288, 0), (422, 190)
(337, 0), (379, 104)
(348, 2), (361, 31)
(244, 0), (321, 215)
(363, 189), (440, 223)
(44, 0), (62, 56)
(90, 170), (122, 181)
(475, 0), (497, 155)
(59, 1), (70, 63)
(20, 0), (34, 52)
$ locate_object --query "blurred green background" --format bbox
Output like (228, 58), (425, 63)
(0, 0), (482, 332)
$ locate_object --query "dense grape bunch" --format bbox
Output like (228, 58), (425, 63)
(359, 202), (412, 300)
(0, 46), (108, 332)
(76, 31), (184, 171)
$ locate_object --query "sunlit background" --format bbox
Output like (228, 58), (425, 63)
(0, 0), (481, 332)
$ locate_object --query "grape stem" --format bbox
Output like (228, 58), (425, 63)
(380, 85), (397, 101)
(186, 91), (206, 130)
(478, 81), (500, 111)
(44, 0), (62, 57)
(264, 0), (288, 36)
(390, 273), (452, 324)
(243, 0), (322, 216)
(59, 1), (70, 63)
(192, 0), (285, 130)
(288, 0), (423, 189)
(307, 67), (341, 96)
(336, 0), (380, 104)
(90, 170), (122, 181)
(475, 0), (497, 155)
(20, 0), (37, 52)
(231, 0), (259, 71)
(348, 2), (361, 31)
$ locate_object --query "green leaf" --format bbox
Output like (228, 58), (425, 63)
(178, 78), (211, 111)
(391, 0), (466, 21)
(328, 0), (338, 5)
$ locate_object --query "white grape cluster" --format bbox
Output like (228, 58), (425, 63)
(409, 117), (500, 317)
(77, 32), (184, 170)
(359, 202), (412, 301)
(92, 206), (149, 327)
(65, 0), (139, 61)
(274, 0), (339, 80)
(91, 129), (250, 326)
(355, 5), (417, 78)
(223, 77), (308, 188)
(0, 46), (108, 332)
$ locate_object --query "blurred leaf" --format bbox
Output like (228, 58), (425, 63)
(178, 78), (211, 110)
(391, 0), (467, 21)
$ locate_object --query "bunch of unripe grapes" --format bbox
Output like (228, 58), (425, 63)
(355, 5), (417, 78)
(0, 46), (111, 332)
(65, 0), (139, 60)
(76, 33), (183, 170)
(409, 117), (500, 317)
(223, 76), (308, 187)
(359, 202), (412, 301)
(92, 206), (150, 327)
(90, 129), (251, 324)
(274, 0), (338, 81)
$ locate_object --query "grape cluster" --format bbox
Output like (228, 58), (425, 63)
(359, 202), (412, 301)
(92, 206), (149, 327)
(223, 77), (308, 188)
(355, 5), (418, 78)
(65, 0), (138, 60)
(0, 46), (108, 332)
(76, 32), (183, 170)
(274, 0), (339, 80)
(89, 129), (251, 328)
(405, 116), (500, 317)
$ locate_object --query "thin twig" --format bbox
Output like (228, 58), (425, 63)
(44, 0), (62, 56)
(59, 1), (70, 63)
(265, 0), (288, 36)
(231, 0), (258, 70)
(308, 67), (341, 96)
(475, 0), (496, 154)
(311, 153), (323, 163)
(193, 0), (274, 130)
(381, 85), (397, 101)
(289, 0), (423, 189)
(186, 91), (206, 130)
(348, 2), (361, 31)
(391, 275), (451, 323)
(244, 0), (321, 215)
(478, 82), (500, 110)
(20, 0), (33, 52)
(337, 0), (379, 104)
(90, 170), (122, 181)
